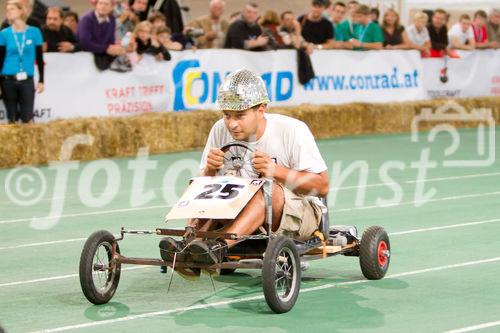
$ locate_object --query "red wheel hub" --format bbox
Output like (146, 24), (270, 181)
(377, 241), (388, 267)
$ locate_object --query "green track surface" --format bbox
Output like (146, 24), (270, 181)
(1, 128), (499, 333)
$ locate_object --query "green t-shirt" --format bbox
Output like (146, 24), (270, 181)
(335, 20), (355, 41)
(352, 22), (384, 44)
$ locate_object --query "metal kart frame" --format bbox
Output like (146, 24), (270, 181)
(110, 179), (359, 272)
(80, 141), (390, 314)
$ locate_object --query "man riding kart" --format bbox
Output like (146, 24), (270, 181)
(159, 69), (329, 277)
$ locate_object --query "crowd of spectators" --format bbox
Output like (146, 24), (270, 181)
(0, 0), (499, 123)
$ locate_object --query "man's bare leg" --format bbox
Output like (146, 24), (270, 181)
(223, 183), (284, 247)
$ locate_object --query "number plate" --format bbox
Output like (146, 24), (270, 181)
(165, 176), (265, 221)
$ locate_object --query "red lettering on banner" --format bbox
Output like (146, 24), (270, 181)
(104, 84), (166, 114)
(105, 86), (136, 99)
(107, 101), (153, 113)
(491, 76), (500, 96)
(138, 85), (165, 96)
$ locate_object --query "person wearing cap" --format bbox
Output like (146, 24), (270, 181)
(159, 69), (329, 276)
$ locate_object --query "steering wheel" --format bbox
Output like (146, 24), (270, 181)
(218, 141), (259, 178)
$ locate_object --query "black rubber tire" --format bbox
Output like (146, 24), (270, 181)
(359, 226), (390, 280)
(79, 230), (121, 305)
(262, 236), (301, 313)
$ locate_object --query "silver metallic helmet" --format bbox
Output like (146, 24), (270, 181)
(216, 69), (270, 111)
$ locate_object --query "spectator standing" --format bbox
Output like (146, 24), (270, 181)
(407, 12), (431, 56)
(77, 0), (126, 70)
(115, 0), (148, 41)
(381, 8), (410, 49)
(336, 0), (359, 41)
(1, 0), (42, 29)
(0, 0), (44, 123)
(155, 26), (183, 50)
(350, 4), (383, 50)
(134, 21), (171, 61)
(486, 8), (499, 48)
(472, 10), (492, 49)
(278, 11), (302, 49)
(370, 8), (380, 24)
(148, 11), (168, 30)
(299, 0), (336, 51)
(448, 14), (475, 50)
(224, 2), (268, 51)
(329, 1), (346, 41)
(42, 7), (79, 53)
(259, 10), (282, 49)
(129, 0), (155, 22)
(188, 0), (229, 49)
(427, 8), (449, 57)
(63, 11), (79, 35)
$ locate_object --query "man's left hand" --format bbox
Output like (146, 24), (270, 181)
(36, 83), (45, 94)
(252, 151), (276, 178)
(58, 42), (74, 52)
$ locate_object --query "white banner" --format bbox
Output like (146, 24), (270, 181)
(422, 50), (500, 99)
(0, 49), (498, 123)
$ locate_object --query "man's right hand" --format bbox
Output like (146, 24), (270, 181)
(204, 148), (225, 175)
(256, 35), (270, 46)
(107, 44), (126, 56)
(205, 31), (217, 41)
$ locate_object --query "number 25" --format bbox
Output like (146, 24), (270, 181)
(195, 184), (244, 200)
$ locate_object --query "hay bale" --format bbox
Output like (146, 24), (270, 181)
(0, 97), (498, 169)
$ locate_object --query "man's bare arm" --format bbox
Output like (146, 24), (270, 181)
(253, 151), (329, 196)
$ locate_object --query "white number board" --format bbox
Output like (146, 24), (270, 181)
(165, 176), (265, 221)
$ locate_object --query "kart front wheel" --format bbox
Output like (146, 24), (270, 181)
(359, 226), (390, 280)
(262, 236), (301, 313)
(79, 230), (121, 305)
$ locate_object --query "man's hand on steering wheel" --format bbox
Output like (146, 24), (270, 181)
(205, 148), (225, 175)
(252, 151), (276, 178)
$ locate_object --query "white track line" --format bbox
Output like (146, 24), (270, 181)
(1, 208), (500, 289)
(1, 171), (499, 225)
(0, 204), (172, 225)
(0, 171), (496, 208)
(444, 320), (500, 333)
(2, 216), (500, 254)
(29, 256), (500, 333)
(2, 189), (500, 226)
(0, 266), (148, 288)
(388, 218), (500, 236)
(334, 191), (500, 213)
(0, 238), (87, 251)
(336, 172), (500, 190)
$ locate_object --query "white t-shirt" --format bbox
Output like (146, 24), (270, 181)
(448, 23), (474, 46)
(407, 24), (430, 46)
(200, 113), (327, 174)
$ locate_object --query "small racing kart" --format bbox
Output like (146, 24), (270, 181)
(79, 142), (391, 313)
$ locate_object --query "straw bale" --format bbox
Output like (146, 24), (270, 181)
(0, 97), (498, 168)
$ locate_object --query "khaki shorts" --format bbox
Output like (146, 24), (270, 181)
(276, 186), (323, 241)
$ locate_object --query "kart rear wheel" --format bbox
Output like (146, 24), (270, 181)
(79, 230), (121, 305)
(262, 236), (301, 313)
(359, 226), (390, 280)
